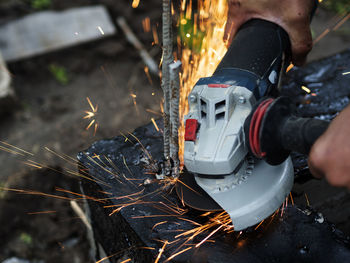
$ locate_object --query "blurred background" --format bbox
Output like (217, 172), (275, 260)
(0, 0), (349, 262)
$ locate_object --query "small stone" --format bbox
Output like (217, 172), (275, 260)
(315, 213), (324, 224)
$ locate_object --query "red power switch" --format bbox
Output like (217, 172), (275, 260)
(185, 119), (198, 141)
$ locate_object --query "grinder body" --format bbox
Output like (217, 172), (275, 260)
(181, 20), (295, 231)
(179, 17), (328, 230)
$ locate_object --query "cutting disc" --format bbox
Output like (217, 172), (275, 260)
(176, 169), (222, 211)
(176, 157), (294, 231)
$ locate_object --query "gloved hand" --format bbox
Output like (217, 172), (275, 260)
(224, 0), (315, 66)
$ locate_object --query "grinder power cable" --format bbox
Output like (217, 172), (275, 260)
(176, 16), (328, 231)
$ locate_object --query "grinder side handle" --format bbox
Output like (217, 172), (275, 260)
(245, 97), (330, 165)
(280, 116), (329, 155)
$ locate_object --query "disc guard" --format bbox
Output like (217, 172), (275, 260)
(176, 157), (294, 231)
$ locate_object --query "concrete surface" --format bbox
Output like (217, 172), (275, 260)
(0, 5), (116, 62)
(0, 52), (14, 112)
(309, 8), (350, 62)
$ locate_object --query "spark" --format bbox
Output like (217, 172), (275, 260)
(120, 259), (131, 263)
(0, 145), (25, 156)
(254, 219), (265, 230)
(22, 161), (42, 169)
(0, 187), (74, 201)
(280, 197), (287, 217)
(0, 141), (34, 156)
(152, 221), (168, 231)
(286, 63), (294, 73)
(146, 108), (162, 116)
(304, 193), (310, 206)
(155, 240), (168, 263)
(83, 97), (99, 135)
(95, 253), (120, 263)
(195, 224), (225, 248)
(152, 25), (159, 45)
(129, 93), (140, 116)
(151, 118), (160, 132)
(97, 26), (105, 35)
(144, 66), (153, 85)
(289, 192), (294, 206)
(142, 17), (151, 32)
(178, 0), (229, 164)
(27, 210), (57, 215)
(343, 71), (350, 75)
(301, 85), (311, 93)
(165, 247), (192, 262)
(132, 0), (140, 8)
(314, 13), (350, 44)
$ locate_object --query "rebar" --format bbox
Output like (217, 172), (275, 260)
(161, 0), (173, 164)
(169, 61), (182, 177)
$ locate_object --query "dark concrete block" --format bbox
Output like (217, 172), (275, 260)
(78, 120), (350, 262)
(78, 49), (350, 263)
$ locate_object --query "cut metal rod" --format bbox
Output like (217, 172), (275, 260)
(169, 61), (182, 177)
(161, 0), (174, 166)
(117, 16), (159, 75)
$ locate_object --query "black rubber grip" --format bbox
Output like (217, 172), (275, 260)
(281, 117), (329, 155)
(214, 19), (290, 78)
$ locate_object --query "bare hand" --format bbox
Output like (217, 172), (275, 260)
(308, 105), (350, 189)
(224, 0), (315, 66)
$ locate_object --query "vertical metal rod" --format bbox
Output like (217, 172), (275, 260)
(169, 61), (182, 177)
(162, 0), (173, 166)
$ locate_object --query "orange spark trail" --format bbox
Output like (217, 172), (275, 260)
(314, 13), (350, 44)
(0, 141), (34, 156)
(132, 0), (140, 8)
(152, 221), (168, 231)
(165, 247), (192, 262)
(83, 97), (99, 135)
(178, 0), (228, 164)
(151, 118), (160, 132)
(305, 193), (310, 206)
(142, 17), (151, 32)
(155, 240), (168, 263)
(27, 210), (57, 215)
(289, 192), (294, 206)
(254, 219), (265, 230)
(0, 187), (73, 201)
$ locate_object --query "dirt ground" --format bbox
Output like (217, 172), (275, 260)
(0, 1), (349, 262)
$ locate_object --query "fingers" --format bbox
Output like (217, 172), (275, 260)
(224, 0), (315, 66)
(308, 107), (350, 189)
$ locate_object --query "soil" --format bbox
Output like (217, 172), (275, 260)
(0, 1), (349, 262)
